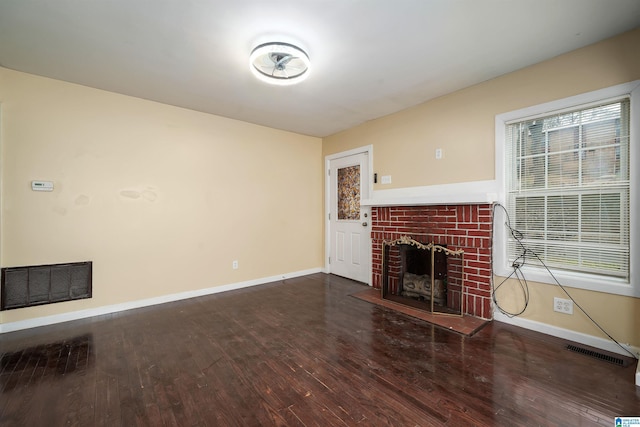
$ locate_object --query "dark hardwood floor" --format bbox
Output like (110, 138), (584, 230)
(1, 273), (638, 426)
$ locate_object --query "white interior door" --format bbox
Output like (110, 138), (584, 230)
(328, 151), (371, 284)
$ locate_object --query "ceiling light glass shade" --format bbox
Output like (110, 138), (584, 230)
(249, 42), (310, 86)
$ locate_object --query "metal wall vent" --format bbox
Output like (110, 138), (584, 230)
(1, 262), (92, 310)
(566, 344), (628, 367)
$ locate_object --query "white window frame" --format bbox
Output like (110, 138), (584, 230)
(494, 80), (640, 298)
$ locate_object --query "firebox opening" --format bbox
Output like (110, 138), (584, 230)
(382, 236), (464, 316)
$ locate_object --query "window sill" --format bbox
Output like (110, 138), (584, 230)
(493, 264), (637, 298)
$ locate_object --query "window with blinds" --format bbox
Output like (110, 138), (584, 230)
(505, 98), (630, 281)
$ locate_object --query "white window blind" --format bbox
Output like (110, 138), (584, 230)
(505, 98), (630, 281)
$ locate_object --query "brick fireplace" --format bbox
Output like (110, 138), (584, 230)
(371, 204), (493, 319)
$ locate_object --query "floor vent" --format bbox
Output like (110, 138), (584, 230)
(566, 344), (628, 367)
(1, 261), (92, 310)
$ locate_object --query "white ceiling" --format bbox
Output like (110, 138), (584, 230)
(1, 1), (639, 137)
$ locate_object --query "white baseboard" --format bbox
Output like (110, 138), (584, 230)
(493, 310), (640, 359)
(0, 267), (322, 333)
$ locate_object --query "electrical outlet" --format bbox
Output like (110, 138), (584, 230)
(232, 260), (239, 270)
(553, 297), (573, 314)
(435, 148), (443, 159)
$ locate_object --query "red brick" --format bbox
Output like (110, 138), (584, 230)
(468, 229), (490, 237)
(447, 228), (468, 236)
(466, 287), (491, 298)
(466, 260), (486, 269)
(466, 295), (475, 316)
(478, 268), (492, 277)
(466, 274), (489, 283)
(465, 267), (479, 276)
(458, 222), (480, 230)
(482, 298), (492, 319)
(474, 296), (483, 317)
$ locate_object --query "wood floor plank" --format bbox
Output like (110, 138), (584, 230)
(1, 273), (638, 426)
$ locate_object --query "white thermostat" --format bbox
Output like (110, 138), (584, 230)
(31, 181), (54, 192)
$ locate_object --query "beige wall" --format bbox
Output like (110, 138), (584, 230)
(0, 67), (323, 325)
(324, 28), (640, 189)
(323, 28), (640, 350)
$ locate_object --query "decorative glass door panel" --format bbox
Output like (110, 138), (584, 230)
(337, 165), (360, 220)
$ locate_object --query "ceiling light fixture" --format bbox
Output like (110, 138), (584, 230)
(249, 42), (310, 86)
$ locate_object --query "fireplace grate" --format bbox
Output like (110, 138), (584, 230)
(565, 344), (627, 367)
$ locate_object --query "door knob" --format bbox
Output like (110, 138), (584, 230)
(362, 222), (368, 227)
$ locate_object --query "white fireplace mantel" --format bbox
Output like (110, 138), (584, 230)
(361, 180), (500, 207)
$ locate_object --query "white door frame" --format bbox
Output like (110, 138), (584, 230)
(324, 145), (373, 285)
